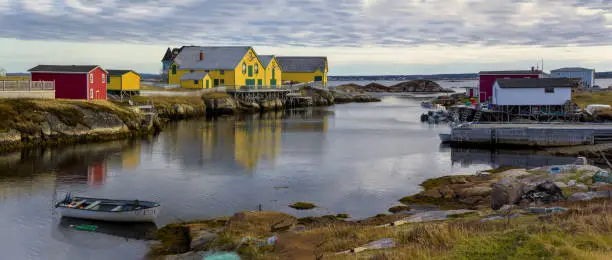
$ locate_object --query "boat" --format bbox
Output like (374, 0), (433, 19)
(439, 133), (452, 143)
(55, 193), (161, 223)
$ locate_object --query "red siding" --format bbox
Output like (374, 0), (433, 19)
(32, 72), (87, 99)
(479, 74), (540, 102)
(88, 67), (107, 100)
(30, 66), (107, 100)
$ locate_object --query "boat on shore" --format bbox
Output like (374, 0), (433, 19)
(55, 193), (161, 223)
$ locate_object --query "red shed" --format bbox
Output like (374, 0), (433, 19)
(28, 65), (108, 100)
(478, 69), (542, 103)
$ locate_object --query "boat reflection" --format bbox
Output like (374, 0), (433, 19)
(57, 217), (158, 241)
(448, 147), (578, 169)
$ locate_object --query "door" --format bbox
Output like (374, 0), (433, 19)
(270, 79), (277, 88)
(257, 79), (262, 89)
(206, 80), (209, 89)
(314, 76), (323, 82)
(96, 90), (100, 99)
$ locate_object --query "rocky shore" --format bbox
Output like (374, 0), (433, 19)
(0, 87), (379, 153)
(335, 80), (454, 94)
(149, 161), (612, 260)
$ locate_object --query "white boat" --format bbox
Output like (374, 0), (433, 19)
(55, 194), (161, 223)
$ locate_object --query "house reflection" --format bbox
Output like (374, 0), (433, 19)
(159, 108), (331, 172)
(87, 160), (108, 188)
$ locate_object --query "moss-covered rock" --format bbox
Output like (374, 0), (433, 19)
(289, 202), (317, 210)
(388, 205), (411, 213)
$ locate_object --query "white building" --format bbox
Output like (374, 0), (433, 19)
(492, 78), (576, 106)
(550, 67), (595, 88)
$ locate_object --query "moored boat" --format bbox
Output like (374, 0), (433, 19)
(439, 133), (452, 143)
(55, 193), (161, 223)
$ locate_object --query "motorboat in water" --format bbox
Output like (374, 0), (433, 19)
(55, 193), (161, 223)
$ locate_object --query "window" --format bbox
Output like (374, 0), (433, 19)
(172, 65), (177, 75)
(190, 70), (194, 73)
(102, 74), (105, 83)
(90, 74), (94, 83)
(254, 64), (259, 74)
(90, 89), (93, 99)
(107, 75), (111, 83)
(214, 79), (219, 86)
(220, 70), (224, 75)
(194, 80), (199, 85)
(205, 70), (209, 73)
(220, 79), (225, 85)
(272, 69), (275, 79)
(545, 87), (554, 93)
(242, 63), (247, 74)
(248, 65), (253, 77)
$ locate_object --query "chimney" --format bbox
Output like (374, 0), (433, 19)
(199, 51), (204, 61)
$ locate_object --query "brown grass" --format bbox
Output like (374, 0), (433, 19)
(573, 91), (612, 108)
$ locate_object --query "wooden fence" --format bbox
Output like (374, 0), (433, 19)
(0, 81), (55, 91)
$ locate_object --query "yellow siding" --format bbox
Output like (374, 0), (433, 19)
(168, 63), (185, 85)
(107, 76), (122, 91)
(180, 74), (212, 89)
(264, 58), (282, 88)
(282, 68), (328, 86)
(234, 48), (266, 88)
(121, 71), (141, 91)
(169, 64), (236, 87)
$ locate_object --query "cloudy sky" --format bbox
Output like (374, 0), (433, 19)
(1, 0), (612, 75)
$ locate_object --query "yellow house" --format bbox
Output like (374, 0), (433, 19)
(106, 70), (141, 92)
(167, 46), (267, 89)
(180, 71), (213, 89)
(276, 56), (328, 86)
(259, 55), (282, 88)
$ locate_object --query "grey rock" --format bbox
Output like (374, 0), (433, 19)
(568, 191), (612, 201)
(575, 184), (589, 190)
(189, 230), (218, 250)
(491, 178), (525, 210)
(568, 180), (577, 187)
(554, 182), (568, 188)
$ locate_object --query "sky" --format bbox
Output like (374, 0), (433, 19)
(0, 0), (612, 75)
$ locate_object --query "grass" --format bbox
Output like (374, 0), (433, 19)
(573, 91), (612, 108)
(483, 165), (522, 174)
(151, 199), (612, 259)
(201, 92), (231, 99)
(289, 202), (317, 210)
(388, 205), (411, 213)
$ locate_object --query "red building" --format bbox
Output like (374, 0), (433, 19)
(478, 69), (542, 103)
(28, 65), (108, 100)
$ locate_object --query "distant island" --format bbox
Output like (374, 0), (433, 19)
(329, 71), (612, 81)
(335, 79), (455, 93)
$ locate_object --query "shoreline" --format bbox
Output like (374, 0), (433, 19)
(0, 88), (380, 154)
(149, 163), (612, 259)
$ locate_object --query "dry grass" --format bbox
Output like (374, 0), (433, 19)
(0, 76), (30, 81)
(140, 84), (205, 92)
(573, 91), (612, 108)
(201, 91), (230, 99)
(131, 96), (204, 109)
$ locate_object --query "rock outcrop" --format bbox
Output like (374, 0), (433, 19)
(390, 80), (454, 93)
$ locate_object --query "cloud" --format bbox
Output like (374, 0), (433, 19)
(0, 0), (610, 48)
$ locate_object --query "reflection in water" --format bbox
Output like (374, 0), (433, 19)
(234, 112), (283, 172)
(448, 147), (578, 169)
(58, 217), (158, 241)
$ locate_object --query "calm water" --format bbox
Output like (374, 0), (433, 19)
(329, 78), (612, 89)
(0, 96), (580, 260)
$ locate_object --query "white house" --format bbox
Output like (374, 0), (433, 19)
(550, 67), (595, 88)
(492, 78), (577, 106)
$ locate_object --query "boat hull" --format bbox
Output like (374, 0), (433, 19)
(56, 206), (160, 223)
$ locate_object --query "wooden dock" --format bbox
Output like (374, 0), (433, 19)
(449, 123), (612, 147)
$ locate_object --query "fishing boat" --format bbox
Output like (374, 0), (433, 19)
(55, 193), (161, 223)
(439, 133), (452, 143)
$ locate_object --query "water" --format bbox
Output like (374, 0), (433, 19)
(0, 96), (580, 259)
(329, 78), (612, 89)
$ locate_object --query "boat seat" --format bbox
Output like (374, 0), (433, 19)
(84, 201), (102, 210)
(71, 200), (87, 208)
(111, 205), (123, 212)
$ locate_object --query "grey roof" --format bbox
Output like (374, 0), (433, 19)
(180, 71), (209, 81)
(28, 65), (100, 73)
(479, 70), (542, 75)
(496, 78), (579, 89)
(276, 56), (327, 73)
(173, 46), (254, 70)
(550, 67), (594, 72)
(107, 69), (139, 76)
(259, 55), (275, 68)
